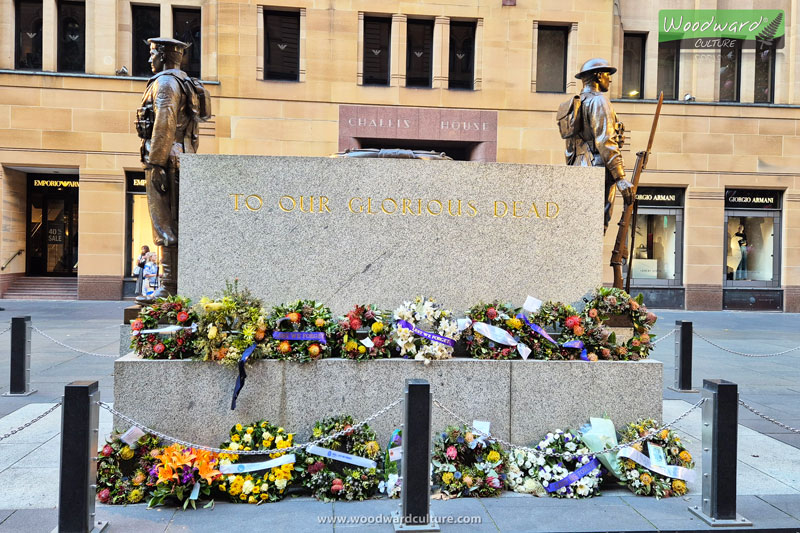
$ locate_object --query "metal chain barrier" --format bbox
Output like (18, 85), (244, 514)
(97, 397), (403, 455)
(652, 328), (676, 346)
(693, 330), (800, 358)
(739, 399), (800, 434)
(32, 326), (119, 358)
(0, 402), (62, 442)
(433, 396), (705, 458)
(0, 325), (11, 336)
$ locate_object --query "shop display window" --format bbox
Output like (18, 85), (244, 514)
(725, 216), (775, 282)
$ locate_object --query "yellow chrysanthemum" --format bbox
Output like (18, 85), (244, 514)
(505, 318), (523, 330)
(672, 479), (687, 495)
(679, 450), (692, 462)
(371, 322), (384, 334)
(487, 450), (501, 463)
(119, 446), (134, 461)
(640, 473), (652, 485)
(246, 427), (254, 434)
(659, 429), (669, 440)
(358, 345), (366, 353)
(441, 472), (454, 484)
(231, 434), (240, 442)
(345, 340), (359, 352)
(128, 488), (143, 503)
(624, 459), (636, 470)
(235, 424), (243, 432)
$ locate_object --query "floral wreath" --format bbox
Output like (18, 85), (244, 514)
(193, 281), (270, 367)
(298, 414), (383, 502)
(463, 301), (524, 360)
(506, 448), (547, 496)
(618, 419), (694, 498)
(431, 425), (507, 498)
(581, 288), (658, 361)
(333, 304), (392, 360)
(521, 301), (582, 360)
(217, 420), (296, 503)
(390, 296), (460, 363)
(130, 296), (197, 360)
(96, 432), (162, 504)
(147, 443), (222, 509)
(267, 300), (334, 363)
(532, 429), (602, 498)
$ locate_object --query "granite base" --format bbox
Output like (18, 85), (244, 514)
(113, 355), (662, 446)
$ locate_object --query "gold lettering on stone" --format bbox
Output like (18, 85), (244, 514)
(402, 198), (417, 216)
(527, 202), (541, 218)
(448, 199), (462, 216)
(299, 196), (315, 213)
(245, 194), (263, 211)
(230, 193), (242, 211)
(279, 196), (296, 212)
(366, 197), (378, 215)
(348, 197), (363, 213)
(546, 202), (560, 218)
(466, 201), (478, 217)
(494, 201), (508, 218)
(381, 198), (398, 214)
(427, 199), (442, 216)
(512, 201), (524, 218)
(319, 196), (331, 213)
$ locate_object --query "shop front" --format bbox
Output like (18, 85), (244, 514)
(124, 171), (156, 297)
(26, 174), (79, 277)
(626, 187), (685, 309)
(723, 189), (783, 311)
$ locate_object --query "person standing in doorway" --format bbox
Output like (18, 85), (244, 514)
(134, 245), (150, 296)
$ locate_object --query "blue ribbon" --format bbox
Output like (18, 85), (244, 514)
(396, 320), (455, 347)
(231, 343), (257, 410)
(544, 457), (601, 493)
(517, 313), (589, 361)
(272, 331), (327, 344)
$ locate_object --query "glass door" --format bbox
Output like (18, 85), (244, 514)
(26, 183), (78, 276)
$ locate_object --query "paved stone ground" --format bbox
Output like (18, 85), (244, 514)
(0, 301), (799, 532)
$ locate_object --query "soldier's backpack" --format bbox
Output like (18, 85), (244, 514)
(182, 76), (212, 122)
(557, 94), (582, 139)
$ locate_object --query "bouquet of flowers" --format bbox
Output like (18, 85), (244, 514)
(431, 425), (507, 498)
(379, 429), (402, 498)
(582, 288), (658, 361)
(217, 420), (296, 503)
(130, 296), (197, 359)
(531, 429), (602, 498)
(96, 432), (162, 504)
(463, 301), (524, 360)
(267, 300), (334, 363)
(193, 281), (270, 367)
(520, 301), (580, 360)
(298, 415), (383, 502)
(618, 419), (694, 498)
(506, 448), (547, 496)
(390, 296), (460, 363)
(147, 444), (222, 509)
(332, 304), (392, 360)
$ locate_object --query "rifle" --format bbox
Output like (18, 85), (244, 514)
(611, 91), (664, 290)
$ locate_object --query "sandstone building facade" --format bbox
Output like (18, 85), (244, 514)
(0, 0), (798, 311)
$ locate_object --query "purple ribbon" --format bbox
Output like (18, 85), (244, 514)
(545, 457), (601, 493)
(272, 331), (327, 344)
(517, 313), (589, 361)
(396, 320), (455, 347)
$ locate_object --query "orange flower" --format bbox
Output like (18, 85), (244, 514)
(639, 473), (652, 485)
(659, 429), (669, 440)
(672, 479), (687, 495)
(157, 464), (177, 485)
(679, 450), (692, 462)
(197, 459), (221, 484)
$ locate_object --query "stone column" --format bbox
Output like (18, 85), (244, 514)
(773, 47), (786, 104)
(86, 0), (117, 75)
(256, 5), (264, 80)
(565, 22), (579, 93)
(474, 18), (483, 91)
(530, 20), (539, 92)
(202, 0), (218, 81)
(298, 7), (306, 82)
(356, 12), (364, 85)
(0, 0), (13, 69)
(391, 14), (407, 87)
(160, 3), (173, 41)
(433, 16), (449, 89)
(684, 189), (724, 310)
(643, 31), (658, 100)
(740, 48), (755, 103)
(116, 0), (132, 75)
(693, 49), (715, 101)
(42, 0), (57, 71)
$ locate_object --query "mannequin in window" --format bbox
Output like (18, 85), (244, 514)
(735, 224), (748, 280)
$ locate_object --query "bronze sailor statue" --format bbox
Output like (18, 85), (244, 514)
(135, 37), (210, 303)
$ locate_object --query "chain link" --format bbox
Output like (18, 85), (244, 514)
(693, 330), (800, 358)
(432, 397), (705, 458)
(0, 326), (11, 336)
(98, 397), (403, 455)
(32, 326), (119, 358)
(739, 399), (800, 434)
(0, 402), (62, 442)
(652, 328), (676, 346)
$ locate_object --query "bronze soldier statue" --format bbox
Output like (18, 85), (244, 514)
(135, 37), (209, 303)
(560, 58), (634, 233)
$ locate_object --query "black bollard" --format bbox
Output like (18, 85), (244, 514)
(58, 381), (108, 533)
(688, 379), (751, 526)
(394, 379), (439, 532)
(4, 316), (35, 396)
(670, 320), (696, 392)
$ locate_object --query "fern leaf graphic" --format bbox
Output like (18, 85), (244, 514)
(756, 11), (783, 46)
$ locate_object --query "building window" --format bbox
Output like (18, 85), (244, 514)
(406, 19), (434, 87)
(621, 33), (645, 99)
(363, 16), (390, 86)
(14, 0), (43, 70)
(719, 43), (741, 102)
(131, 4), (160, 77)
(754, 41), (776, 103)
(57, 0), (85, 73)
(265, 10), (300, 81)
(536, 26), (568, 93)
(173, 7), (201, 78)
(656, 41), (679, 100)
(449, 20), (476, 90)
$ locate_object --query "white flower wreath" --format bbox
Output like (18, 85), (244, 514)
(391, 296), (460, 363)
(506, 448), (547, 496)
(532, 429), (603, 499)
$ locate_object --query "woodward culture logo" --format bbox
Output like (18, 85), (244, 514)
(659, 9), (785, 49)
